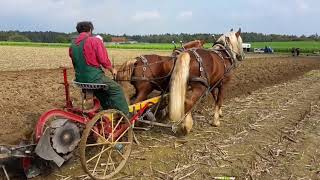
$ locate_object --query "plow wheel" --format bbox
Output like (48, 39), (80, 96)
(79, 109), (133, 180)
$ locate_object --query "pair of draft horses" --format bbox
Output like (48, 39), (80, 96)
(116, 29), (245, 135)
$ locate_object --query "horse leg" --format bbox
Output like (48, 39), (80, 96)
(131, 83), (153, 104)
(211, 85), (225, 127)
(210, 89), (220, 127)
(182, 113), (193, 135)
(129, 94), (137, 103)
(211, 88), (218, 103)
(180, 84), (206, 134)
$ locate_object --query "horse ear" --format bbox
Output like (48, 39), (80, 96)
(230, 28), (234, 32)
(236, 28), (241, 37)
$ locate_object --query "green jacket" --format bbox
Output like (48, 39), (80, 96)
(70, 37), (104, 83)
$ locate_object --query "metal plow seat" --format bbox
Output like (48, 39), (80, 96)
(73, 81), (108, 90)
(73, 81), (108, 110)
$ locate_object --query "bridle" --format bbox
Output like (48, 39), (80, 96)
(214, 35), (243, 62)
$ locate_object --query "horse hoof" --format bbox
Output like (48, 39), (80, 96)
(180, 128), (188, 136)
(211, 120), (220, 127)
(219, 109), (223, 117)
(174, 124), (191, 136)
(175, 123), (192, 136)
(175, 127), (188, 137)
(183, 114), (193, 134)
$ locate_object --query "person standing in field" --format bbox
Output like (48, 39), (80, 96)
(69, 21), (129, 115)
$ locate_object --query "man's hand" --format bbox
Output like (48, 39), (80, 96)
(110, 68), (117, 79)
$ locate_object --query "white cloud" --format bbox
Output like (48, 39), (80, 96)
(177, 11), (193, 19)
(131, 11), (161, 22)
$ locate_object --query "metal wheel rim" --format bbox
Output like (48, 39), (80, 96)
(79, 109), (133, 180)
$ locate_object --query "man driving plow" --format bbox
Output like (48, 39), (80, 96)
(69, 21), (129, 115)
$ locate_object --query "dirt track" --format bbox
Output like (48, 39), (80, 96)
(1, 56), (320, 179)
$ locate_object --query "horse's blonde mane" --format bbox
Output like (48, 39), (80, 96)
(117, 59), (137, 81)
(215, 32), (231, 47)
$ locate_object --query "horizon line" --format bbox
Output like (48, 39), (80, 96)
(0, 30), (318, 37)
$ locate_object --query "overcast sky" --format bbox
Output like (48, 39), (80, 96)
(1, 0), (319, 35)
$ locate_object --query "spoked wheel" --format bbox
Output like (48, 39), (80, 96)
(80, 109), (133, 180)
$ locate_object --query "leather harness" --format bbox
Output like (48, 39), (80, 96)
(188, 46), (235, 88)
(140, 55), (149, 79)
(129, 45), (236, 91)
(189, 49), (210, 87)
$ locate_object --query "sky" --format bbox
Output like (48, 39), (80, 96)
(1, 0), (319, 36)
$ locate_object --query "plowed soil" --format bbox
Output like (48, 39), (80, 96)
(1, 56), (320, 179)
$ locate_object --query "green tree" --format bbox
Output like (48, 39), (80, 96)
(8, 34), (31, 42)
(56, 35), (68, 43)
(100, 34), (112, 42)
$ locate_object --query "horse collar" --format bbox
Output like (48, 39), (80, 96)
(212, 44), (236, 67)
(212, 41), (225, 47)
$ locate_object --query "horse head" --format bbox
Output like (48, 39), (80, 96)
(215, 28), (245, 62)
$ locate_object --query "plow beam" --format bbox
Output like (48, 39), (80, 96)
(129, 94), (168, 113)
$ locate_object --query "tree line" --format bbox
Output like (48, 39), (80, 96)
(0, 31), (318, 43)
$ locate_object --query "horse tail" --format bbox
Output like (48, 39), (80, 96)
(169, 52), (191, 122)
(116, 59), (137, 103)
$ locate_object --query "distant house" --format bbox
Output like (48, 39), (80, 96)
(127, 41), (138, 44)
(111, 37), (127, 43)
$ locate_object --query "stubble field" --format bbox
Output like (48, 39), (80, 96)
(0, 46), (320, 179)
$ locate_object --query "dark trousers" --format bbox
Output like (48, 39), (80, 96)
(94, 76), (129, 115)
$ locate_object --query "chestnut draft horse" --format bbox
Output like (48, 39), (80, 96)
(116, 54), (173, 104)
(169, 29), (245, 134)
(183, 40), (205, 49)
(116, 40), (205, 104)
(172, 40), (205, 56)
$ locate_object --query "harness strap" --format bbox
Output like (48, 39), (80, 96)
(224, 45), (236, 65)
(210, 49), (227, 69)
(139, 55), (148, 78)
(190, 49), (208, 80)
(173, 48), (183, 55)
(213, 42), (237, 65)
(189, 77), (209, 87)
(210, 44), (235, 73)
(131, 76), (149, 81)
